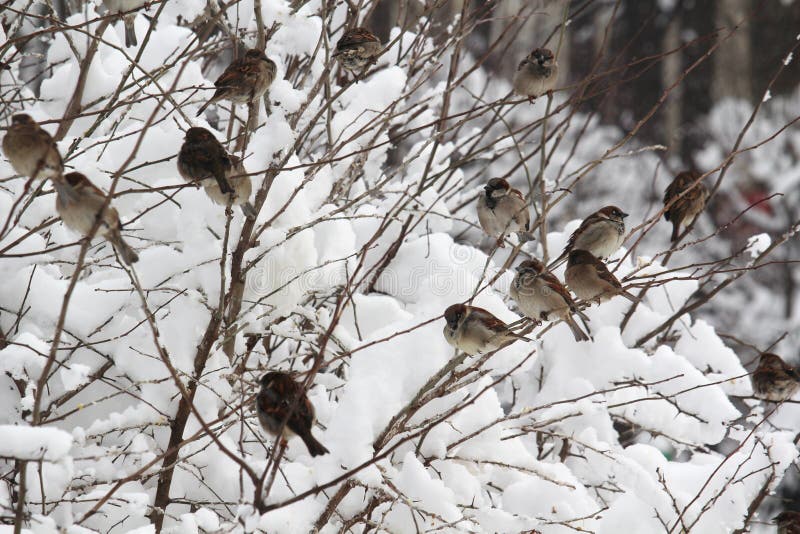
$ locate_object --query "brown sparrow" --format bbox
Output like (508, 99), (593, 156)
(196, 49), (277, 117)
(177, 127), (234, 195)
(476, 178), (530, 247)
(512, 48), (558, 100)
(565, 250), (637, 303)
(663, 170), (709, 242)
(54, 172), (139, 265)
(2, 114), (63, 182)
(443, 303), (530, 355)
(774, 511), (800, 534)
(752, 353), (800, 402)
(553, 206), (628, 265)
(103, 0), (147, 47)
(201, 154), (257, 219)
(333, 27), (382, 72)
(256, 371), (329, 457)
(510, 259), (590, 342)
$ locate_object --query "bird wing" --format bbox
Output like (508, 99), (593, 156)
(336, 27), (379, 51)
(539, 270), (578, 308)
(593, 258), (622, 290)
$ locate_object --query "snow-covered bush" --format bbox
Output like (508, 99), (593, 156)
(0, 1), (797, 533)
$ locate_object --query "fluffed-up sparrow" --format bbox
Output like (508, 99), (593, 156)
(552, 205), (628, 265)
(177, 127), (234, 195)
(565, 250), (637, 303)
(512, 48), (558, 101)
(54, 172), (139, 265)
(196, 49), (277, 117)
(256, 371), (330, 457)
(2, 114), (63, 182)
(103, 0), (147, 48)
(663, 170), (709, 243)
(443, 303), (530, 355)
(202, 154), (257, 219)
(333, 27), (382, 72)
(510, 258), (590, 342)
(752, 353), (800, 402)
(476, 178), (530, 247)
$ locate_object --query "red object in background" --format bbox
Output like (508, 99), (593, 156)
(741, 186), (775, 216)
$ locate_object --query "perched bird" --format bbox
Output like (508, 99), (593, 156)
(197, 48), (278, 117)
(2, 114), (63, 182)
(552, 205), (628, 266)
(54, 172), (139, 265)
(510, 258), (590, 342)
(256, 371), (329, 457)
(476, 178), (530, 247)
(513, 48), (558, 101)
(177, 127), (234, 195)
(752, 353), (800, 402)
(443, 303), (529, 355)
(333, 27), (382, 73)
(196, 49), (277, 117)
(201, 154), (257, 219)
(774, 511), (800, 534)
(103, 0), (147, 48)
(565, 250), (637, 304)
(663, 170), (709, 242)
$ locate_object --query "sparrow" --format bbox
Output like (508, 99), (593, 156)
(443, 303), (530, 355)
(2, 114), (63, 182)
(752, 353), (800, 402)
(256, 371), (330, 457)
(177, 127), (234, 195)
(103, 0), (147, 48)
(774, 511), (800, 534)
(510, 258), (590, 342)
(201, 154), (257, 219)
(512, 48), (558, 101)
(565, 250), (638, 304)
(663, 170), (709, 242)
(476, 178), (530, 247)
(552, 206), (628, 265)
(333, 27), (382, 72)
(196, 49), (277, 117)
(54, 172), (139, 265)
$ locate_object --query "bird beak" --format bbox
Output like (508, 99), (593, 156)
(621, 212), (629, 218)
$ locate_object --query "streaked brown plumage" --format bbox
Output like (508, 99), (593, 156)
(442, 303), (530, 355)
(2, 114), (63, 181)
(663, 170), (708, 242)
(256, 371), (329, 457)
(565, 250), (637, 304)
(333, 27), (382, 72)
(512, 48), (558, 100)
(54, 172), (138, 265)
(476, 178), (530, 247)
(752, 353), (800, 402)
(775, 511), (800, 534)
(196, 49), (277, 117)
(552, 206), (628, 266)
(177, 127), (234, 195)
(201, 154), (257, 219)
(510, 258), (590, 342)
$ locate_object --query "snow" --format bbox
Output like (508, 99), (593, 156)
(746, 233), (771, 258)
(0, 1), (797, 532)
(0, 426), (73, 461)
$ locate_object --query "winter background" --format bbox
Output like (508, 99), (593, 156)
(1, 0), (799, 532)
